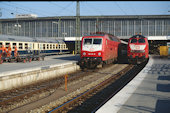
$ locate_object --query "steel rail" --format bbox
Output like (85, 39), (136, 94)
(0, 69), (95, 110)
(91, 61), (147, 113)
(49, 65), (133, 113)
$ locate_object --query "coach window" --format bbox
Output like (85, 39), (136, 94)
(138, 38), (145, 43)
(50, 44), (52, 49)
(53, 44), (55, 49)
(0, 42), (2, 48)
(47, 44), (49, 49)
(12, 43), (16, 49)
(19, 43), (23, 49)
(93, 39), (102, 45)
(5, 43), (10, 48)
(84, 39), (92, 45)
(131, 39), (137, 43)
(56, 44), (58, 49)
(25, 43), (28, 49)
(43, 44), (45, 49)
(60, 45), (63, 49)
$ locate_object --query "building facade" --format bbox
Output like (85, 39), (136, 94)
(0, 15), (170, 39)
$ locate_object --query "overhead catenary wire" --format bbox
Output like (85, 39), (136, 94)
(48, 1), (75, 16)
(0, 2), (49, 17)
(82, 1), (104, 16)
(6, 2), (59, 17)
(127, 2), (138, 16)
(115, 2), (127, 15)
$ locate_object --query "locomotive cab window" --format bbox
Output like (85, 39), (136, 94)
(138, 38), (145, 43)
(130, 39), (137, 43)
(93, 39), (102, 45)
(84, 39), (92, 45)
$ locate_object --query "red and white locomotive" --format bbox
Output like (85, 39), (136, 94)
(127, 33), (149, 64)
(78, 32), (121, 69)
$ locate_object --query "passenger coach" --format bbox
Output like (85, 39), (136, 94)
(0, 35), (68, 56)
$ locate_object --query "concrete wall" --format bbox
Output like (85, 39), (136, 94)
(0, 62), (80, 91)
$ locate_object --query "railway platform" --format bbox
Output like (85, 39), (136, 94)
(96, 55), (170, 113)
(0, 54), (80, 91)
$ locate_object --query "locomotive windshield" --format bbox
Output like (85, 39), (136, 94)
(93, 39), (102, 44)
(138, 38), (145, 43)
(130, 38), (145, 43)
(84, 38), (102, 45)
(84, 39), (92, 45)
(131, 39), (137, 43)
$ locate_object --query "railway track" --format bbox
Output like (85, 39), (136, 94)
(47, 61), (147, 113)
(0, 69), (93, 112)
(26, 64), (133, 113)
(0, 61), (147, 113)
(0, 63), (119, 112)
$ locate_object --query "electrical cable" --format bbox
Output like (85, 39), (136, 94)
(115, 2), (127, 15)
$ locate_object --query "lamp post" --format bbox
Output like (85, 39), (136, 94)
(75, 1), (80, 55)
(11, 12), (21, 36)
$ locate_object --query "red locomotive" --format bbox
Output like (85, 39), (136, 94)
(127, 33), (149, 64)
(78, 32), (121, 69)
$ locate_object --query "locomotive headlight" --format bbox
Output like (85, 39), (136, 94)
(83, 52), (86, 56)
(98, 52), (101, 56)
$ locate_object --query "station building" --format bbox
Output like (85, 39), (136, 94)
(0, 15), (170, 54)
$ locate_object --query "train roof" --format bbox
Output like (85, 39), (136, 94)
(83, 32), (121, 42)
(130, 34), (146, 39)
(0, 35), (65, 43)
(84, 34), (105, 37)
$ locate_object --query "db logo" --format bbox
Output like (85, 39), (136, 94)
(135, 46), (140, 49)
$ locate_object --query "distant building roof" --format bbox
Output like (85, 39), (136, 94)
(0, 15), (170, 21)
(0, 35), (64, 43)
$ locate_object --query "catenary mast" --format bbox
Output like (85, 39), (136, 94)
(75, 1), (80, 54)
